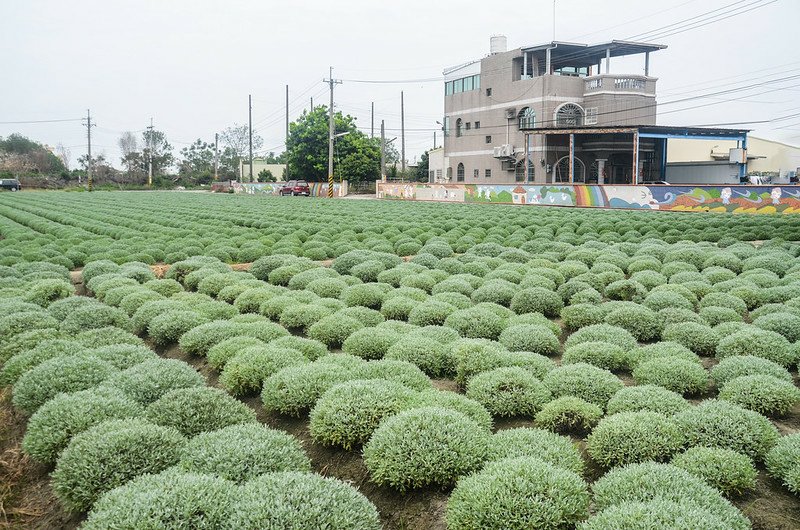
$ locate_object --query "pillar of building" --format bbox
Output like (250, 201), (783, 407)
(597, 159), (607, 184)
(569, 134), (575, 183)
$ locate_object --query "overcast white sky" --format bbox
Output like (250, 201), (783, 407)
(1, 0), (797, 169)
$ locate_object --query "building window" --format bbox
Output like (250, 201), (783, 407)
(454, 78), (464, 93)
(515, 158), (534, 182)
(486, 88), (492, 97)
(555, 103), (585, 127)
(518, 107), (535, 129)
(473, 168), (479, 178)
(447, 167), (452, 180)
(455, 118), (463, 138)
(475, 121), (480, 129)
(585, 107), (598, 125)
(465, 122), (471, 130)
(457, 163), (465, 182)
(485, 169), (491, 179)
(436, 169), (442, 179)
(445, 81), (453, 96)
(443, 116), (450, 137)
(485, 135), (492, 144)
(464, 76), (474, 91)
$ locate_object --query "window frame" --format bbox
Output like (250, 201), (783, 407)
(456, 163), (465, 182)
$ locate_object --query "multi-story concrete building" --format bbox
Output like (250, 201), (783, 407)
(442, 36), (667, 184)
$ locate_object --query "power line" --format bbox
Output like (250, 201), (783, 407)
(0, 118), (82, 125)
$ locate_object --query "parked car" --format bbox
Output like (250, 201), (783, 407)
(279, 180), (310, 196)
(0, 179), (21, 191)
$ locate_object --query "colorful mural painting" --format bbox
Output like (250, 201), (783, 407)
(233, 181), (347, 197)
(376, 183), (800, 214)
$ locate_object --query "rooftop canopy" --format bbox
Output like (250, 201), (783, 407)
(520, 40), (667, 68)
(522, 124), (749, 141)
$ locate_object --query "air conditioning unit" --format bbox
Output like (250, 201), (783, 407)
(492, 146), (504, 158)
(505, 108), (517, 119)
(492, 144), (515, 159)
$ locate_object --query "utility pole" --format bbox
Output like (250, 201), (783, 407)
(214, 132), (219, 181)
(248, 94), (253, 183)
(371, 102), (374, 138)
(310, 97), (313, 112)
(84, 109), (94, 191)
(400, 91), (406, 174)
(434, 131), (437, 150)
(380, 120), (386, 182)
(147, 118), (154, 187)
(285, 85), (290, 181)
(323, 66), (341, 198)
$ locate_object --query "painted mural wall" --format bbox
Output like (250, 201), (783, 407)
(375, 183), (800, 214)
(233, 181), (348, 197)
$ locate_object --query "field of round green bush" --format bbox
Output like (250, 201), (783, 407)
(671, 447), (757, 497)
(587, 411), (684, 467)
(145, 386), (256, 437)
(766, 433), (800, 495)
(465, 367), (551, 417)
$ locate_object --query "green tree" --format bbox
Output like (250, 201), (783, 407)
(0, 133), (66, 176)
(415, 150), (430, 182)
(220, 124), (263, 181)
(258, 168), (276, 182)
(263, 151), (287, 164)
(286, 106), (380, 185)
(178, 139), (214, 184)
(141, 129), (174, 175)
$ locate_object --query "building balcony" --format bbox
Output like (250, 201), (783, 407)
(583, 75), (656, 97)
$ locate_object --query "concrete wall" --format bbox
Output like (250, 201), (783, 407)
(233, 181), (348, 197)
(239, 161), (286, 182)
(376, 182), (800, 214)
(666, 162), (741, 185)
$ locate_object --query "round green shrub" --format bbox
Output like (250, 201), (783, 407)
(626, 341), (700, 370)
(565, 323), (637, 352)
(662, 322), (720, 356)
(22, 387), (144, 465)
(581, 499), (737, 530)
(632, 357), (709, 396)
(643, 290), (694, 312)
(604, 279), (647, 302)
(465, 367), (551, 417)
(384, 335), (452, 377)
(718, 374), (800, 417)
(444, 306), (505, 340)
(509, 287), (563, 317)
(356, 359), (432, 390)
(673, 399), (779, 461)
(261, 363), (351, 416)
(271, 335), (329, 361)
(766, 433), (800, 495)
(534, 396), (603, 434)
(143, 278), (184, 297)
(489, 427), (583, 474)
(380, 296), (416, 321)
(363, 407), (489, 491)
(506, 311), (561, 336)
(145, 386), (256, 437)
(13, 355), (116, 415)
(408, 300), (458, 327)
(542, 363), (624, 409)
(74, 326), (144, 349)
(0, 339), (83, 386)
(698, 305), (742, 327)
(206, 336), (265, 370)
(309, 379), (418, 450)
(51, 418), (186, 513)
(700, 292), (748, 316)
(103, 358), (204, 405)
(60, 304), (130, 334)
(82, 470), (236, 530)
(409, 389), (492, 432)
(341, 283), (387, 309)
(716, 327), (793, 366)
(277, 302), (334, 331)
(590, 462), (749, 529)
(227, 471), (381, 529)
(308, 314), (364, 348)
(219, 345), (309, 396)
(562, 341), (627, 371)
(711, 355), (792, 387)
(753, 312), (800, 342)
(408, 324), (460, 344)
(147, 309), (208, 345)
(561, 303), (605, 331)
(671, 447), (757, 496)
(607, 385), (690, 416)
(178, 422), (310, 482)
(0, 311), (59, 342)
(498, 324), (560, 356)
(305, 277), (349, 298)
(446, 456), (589, 530)
(587, 411), (684, 467)
(658, 306), (705, 325)
(603, 305), (661, 342)
(470, 280), (515, 306)
(23, 279), (74, 307)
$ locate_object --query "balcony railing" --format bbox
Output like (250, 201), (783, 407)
(584, 75), (655, 96)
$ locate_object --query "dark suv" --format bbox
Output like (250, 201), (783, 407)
(279, 180), (310, 196)
(0, 179), (21, 191)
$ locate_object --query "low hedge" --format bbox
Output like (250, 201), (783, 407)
(587, 411), (684, 467)
(178, 423), (310, 482)
(671, 447), (757, 497)
(51, 419), (186, 513)
(766, 433), (800, 495)
(606, 385), (690, 416)
(465, 367), (551, 418)
(542, 363), (624, 409)
(362, 407), (489, 491)
(145, 386), (256, 437)
(227, 471), (381, 529)
(446, 457), (589, 530)
(534, 396), (603, 434)
(673, 399), (779, 461)
(631, 357), (709, 396)
(488, 428), (584, 475)
(718, 374), (800, 417)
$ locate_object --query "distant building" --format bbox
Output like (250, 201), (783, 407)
(428, 147), (446, 182)
(239, 160), (286, 182)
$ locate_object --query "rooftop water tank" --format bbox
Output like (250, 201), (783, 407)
(490, 35), (507, 55)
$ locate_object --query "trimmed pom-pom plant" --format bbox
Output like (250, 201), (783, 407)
(308, 315), (364, 348)
(606, 385), (690, 416)
(219, 345), (308, 396)
(362, 407), (489, 492)
(543, 363), (624, 409)
(631, 357), (709, 396)
(581, 499), (738, 530)
(498, 324), (560, 356)
(662, 322), (720, 356)
(587, 411), (684, 468)
(716, 328), (794, 367)
(671, 447), (757, 497)
(385, 335), (453, 378)
(534, 396), (603, 434)
(718, 374), (800, 417)
(342, 327), (400, 359)
(261, 363), (351, 416)
(603, 305), (662, 342)
(446, 456), (589, 530)
(564, 324), (637, 352)
(206, 336), (266, 370)
(178, 422), (310, 482)
(465, 367), (551, 418)
(145, 386), (256, 437)
(227, 471), (381, 530)
(102, 358), (204, 405)
(51, 419), (186, 513)
(711, 355), (792, 387)
(509, 287), (563, 317)
(489, 428), (583, 474)
(766, 433), (800, 495)
(562, 341), (627, 371)
(444, 306), (506, 341)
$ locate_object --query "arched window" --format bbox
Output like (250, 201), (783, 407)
(515, 158), (534, 182)
(456, 118), (463, 138)
(554, 103), (585, 127)
(518, 107), (535, 129)
(456, 163), (465, 182)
